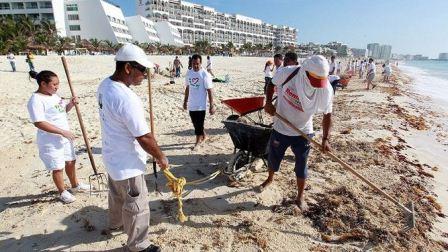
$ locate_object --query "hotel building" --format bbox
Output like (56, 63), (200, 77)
(367, 43), (392, 60)
(0, 0), (67, 36)
(136, 0), (297, 47)
(439, 53), (448, 60)
(125, 15), (160, 44)
(0, 0), (133, 44)
(64, 0), (132, 44)
(154, 21), (184, 46)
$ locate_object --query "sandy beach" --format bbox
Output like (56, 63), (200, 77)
(0, 55), (447, 251)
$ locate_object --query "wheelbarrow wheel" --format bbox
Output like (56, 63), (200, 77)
(224, 151), (250, 180)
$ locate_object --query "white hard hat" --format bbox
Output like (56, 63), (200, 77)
(115, 43), (153, 68)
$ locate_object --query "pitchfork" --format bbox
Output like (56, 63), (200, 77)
(61, 57), (107, 194)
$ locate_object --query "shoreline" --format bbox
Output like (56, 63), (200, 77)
(390, 67), (448, 244)
(0, 55), (446, 250)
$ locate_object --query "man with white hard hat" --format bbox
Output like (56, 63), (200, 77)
(259, 54), (334, 211)
(96, 43), (167, 252)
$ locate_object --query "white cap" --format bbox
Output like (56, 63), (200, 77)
(302, 55), (329, 78)
(302, 55), (330, 88)
(115, 43), (153, 68)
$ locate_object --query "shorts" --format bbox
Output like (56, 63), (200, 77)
(267, 130), (312, 179)
(367, 73), (375, 81)
(189, 110), (206, 136)
(38, 140), (76, 171)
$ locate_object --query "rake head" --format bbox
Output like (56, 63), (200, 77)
(403, 201), (416, 231)
(88, 172), (108, 195)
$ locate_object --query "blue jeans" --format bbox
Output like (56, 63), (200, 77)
(10, 61), (16, 72)
(267, 130), (313, 179)
(28, 61), (35, 71)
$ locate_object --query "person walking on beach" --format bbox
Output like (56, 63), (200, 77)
(183, 54), (216, 149)
(329, 55), (337, 75)
(337, 61), (342, 75)
(96, 43), (167, 252)
(260, 55), (334, 210)
(366, 58), (376, 89)
(264, 60), (274, 94)
(382, 62), (392, 83)
(173, 56), (183, 78)
(188, 56), (192, 70)
(26, 51), (35, 71)
(359, 60), (366, 79)
(206, 55), (215, 78)
(7, 52), (16, 72)
(27, 70), (89, 204)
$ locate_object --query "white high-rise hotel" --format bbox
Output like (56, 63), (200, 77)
(136, 0), (297, 47)
(0, 0), (298, 47)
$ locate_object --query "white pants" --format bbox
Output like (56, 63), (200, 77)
(38, 140), (76, 171)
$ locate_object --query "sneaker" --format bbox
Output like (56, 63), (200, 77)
(139, 244), (161, 252)
(60, 190), (76, 204)
(72, 183), (90, 193)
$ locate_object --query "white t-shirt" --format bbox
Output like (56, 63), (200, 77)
(185, 69), (213, 111)
(206, 59), (212, 70)
(328, 75), (340, 83)
(27, 93), (70, 146)
(264, 65), (273, 78)
(272, 66), (333, 136)
(360, 62), (366, 71)
(7, 53), (15, 62)
(329, 62), (337, 74)
(367, 62), (376, 74)
(97, 78), (150, 181)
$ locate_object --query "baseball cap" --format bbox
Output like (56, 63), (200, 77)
(115, 43), (153, 68)
(302, 55), (329, 88)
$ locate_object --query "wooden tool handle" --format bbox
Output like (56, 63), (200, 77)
(147, 68), (159, 178)
(61, 57), (98, 174)
(147, 69), (155, 135)
(275, 112), (412, 214)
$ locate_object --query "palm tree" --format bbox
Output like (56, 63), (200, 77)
(104, 40), (115, 53)
(264, 42), (273, 53)
(154, 42), (162, 54)
(226, 42), (235, 55)
(54, 37), (73, 55)
(193, 40), (211, 54)
(89, 38), (103, 53)
(274, 46), (282, 54)
(34, 33), (50, 54)
(17, 16), (37, 38)
(241, 42), (253, 55)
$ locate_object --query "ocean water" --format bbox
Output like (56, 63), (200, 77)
(399, 60), (448, 108)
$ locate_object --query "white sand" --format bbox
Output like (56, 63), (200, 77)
(0, 55), (446, 251)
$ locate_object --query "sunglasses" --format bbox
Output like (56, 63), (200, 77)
(129, 62), (147, 74)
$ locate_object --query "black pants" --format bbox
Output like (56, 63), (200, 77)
(264, 77), (272, 94)
(189, 110), (206, 136)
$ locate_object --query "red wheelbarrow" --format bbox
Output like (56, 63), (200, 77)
(221, 96), (272, 180)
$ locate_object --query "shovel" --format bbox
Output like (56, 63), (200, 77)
(147, 68), (162, 195)
(275, 112), (416, 229)
(61, 57), (107, 194)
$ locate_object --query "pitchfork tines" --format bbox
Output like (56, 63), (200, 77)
(89, 172), (108, 195)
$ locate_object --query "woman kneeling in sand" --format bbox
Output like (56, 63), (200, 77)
(27, 70), (89, 203)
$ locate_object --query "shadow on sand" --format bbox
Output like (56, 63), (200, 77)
(0, 205), (118, 251)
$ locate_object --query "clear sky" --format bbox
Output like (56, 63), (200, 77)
(115, 0), (448, 58)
